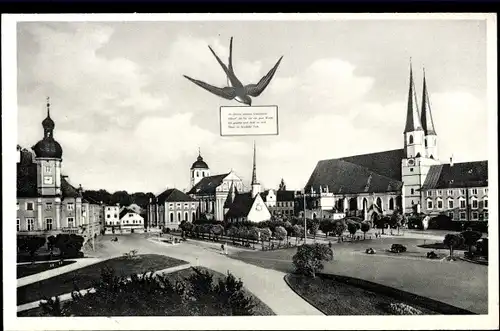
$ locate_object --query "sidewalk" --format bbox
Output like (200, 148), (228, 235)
(17, 263), (191, 313)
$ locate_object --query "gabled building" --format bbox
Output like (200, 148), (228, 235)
(148, 188), (199, 230)
(261, 189), (296, 218)
(119, 208), (145, 232)
(420, 160), (488, 222)
(16, 99), (102, 237)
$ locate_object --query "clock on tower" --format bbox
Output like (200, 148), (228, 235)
(44, 176), (53, 185)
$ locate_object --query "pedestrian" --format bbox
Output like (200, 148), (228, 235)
(221, 244), (225, 255)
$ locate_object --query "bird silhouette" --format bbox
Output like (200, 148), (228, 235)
(183, 37), (283, 106)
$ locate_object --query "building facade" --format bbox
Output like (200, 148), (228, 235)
(119, 208), (145, 232)
(16, 100), (102, 238)
(303, 64), (488, 221)
(148, 188), (199, 230)
(104, 205), (120, 229)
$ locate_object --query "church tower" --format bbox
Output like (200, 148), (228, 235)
(251, 141), (261, 198)
(420, 68), (438, 159)
(32, 97), (63, 196)
(401, 63), (440, 214)
(190, 148), (210, 188)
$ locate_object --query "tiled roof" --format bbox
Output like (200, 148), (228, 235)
(187, 173), (229, 195)
(157, 188), (196, 203)
(338, 149), (405, 181)
(277, 190), (295, 201)
(62, 177), (79, 198)
(421, 161), (488, 190)
(225, 192), (255, 218)
(305, 156), (403, 195)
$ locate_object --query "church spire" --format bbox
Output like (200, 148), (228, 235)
(404, 59), (423, 133)
(251, 141), (259, 185)
(420, 68), (437, 135)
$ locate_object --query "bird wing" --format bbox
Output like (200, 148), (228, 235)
(183, 75), (236, 100)
(208, 44), (243, 88)
(228, 37), (235, 76)
(244, 56), (283, 97)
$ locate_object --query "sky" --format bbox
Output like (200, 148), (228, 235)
(16, 18), (489, 194)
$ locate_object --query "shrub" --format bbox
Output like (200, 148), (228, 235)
(443, 233), (465, 259)
(18, 236), (46, 261)
(476, 238), (488, 258)
(274, 226), (287, 246)
(460, 230), (482, 256)
(54, 234), (84, 258)
(347, 222), (358, 239)
(360, 222), (370, 240)
(390, 244), (407, 253)
(292, 243), (333, 278)
(384, 302), (423, 315)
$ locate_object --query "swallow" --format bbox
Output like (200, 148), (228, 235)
(183, 37), (283, 106)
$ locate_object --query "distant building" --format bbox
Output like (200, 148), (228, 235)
(261, 189), (296, 218)
(303, 64), (488, 222)
(187, 150), (244, 221)
(420, 161), (489, 222)
(119, 208), (144, 232)
(104, 205), (120, 229)
(225, 142), (272, 223)
(120, 203), (142, 215)
(148, 188), (199, 230)
(16, 99), (102, 238)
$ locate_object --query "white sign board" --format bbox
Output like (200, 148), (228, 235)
(220, 105), (279, 136)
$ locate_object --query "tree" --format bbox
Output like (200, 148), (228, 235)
(210, 224), (224, 242)
(259, 227), (272, 249)
(292, 243), (333, 278)
(460, 230), (482, 256)
(292, 224), (301, 245)
(333, 220), (347, 243)
(360, 222), (370, 240)
(227, 227), (238, 245)
(283, 221), (293, 243)
(309, 222), (320, 242)
(390, 211), (404, 234)
(319, 219), (335, 238)
(248, 227), (260, 249)
(54, 234), (84, 258)
(347, 222), (358, 240)
(19, 236), (46, 262)
(443, 233), (465, 259)
(274, 226), (287, 247)
(47, 235), (57, 253)
(374, 215), (389, 234)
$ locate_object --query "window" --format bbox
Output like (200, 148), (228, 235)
(27, 218), (35, 231)
(67, 217), (74, 227)
(483, 198), (488, 209)
(484, 188), (488, 194)
(196, 171), (199, 177)
(437, 190), (442, 196)
(129, 213), (134, 217)
(389, 198), (394, 210)
(192, 203), (196, 208)
(17, 219), (20, 231)
(184, 212), (188, 221)
(409, 135), (414, 144)
(107, 214), (110, 218)
(410, 188), (414, 195)
(447, 189), (454, 196)
(169, 203), (174, 208)
(46, 202), (53, 210)
(472, 212), (478, 220)
(471, 198), (478, 209)
(460, 189), (466, 195)
(176, 203), (181, 208)
(448, 199), (454, 209)
(26, 202), (34, 211)
(410, 168), (413, 172)
(16, 202), (19, 210)
(67, 203), (74, 211)
(447, 212), (454, 219)
(45, 218), (53, 230)
(170, 213), (174, 223)
(44, 166), (51, 173)
(177, 212), (181, 222)
(484, 212), (489, 219)
(114, 214), (117, 218)
(426, 191), (432, 197)
(471, 188), (478, 195)
(459, 212), (466, 220)
(192, 212), (196, 220)
(427, 200), (433, 209)
(437, 199), (443, 209)
(184, 203), (189, 208)
(459, 199), (466, 209)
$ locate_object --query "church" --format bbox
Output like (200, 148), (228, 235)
(16, 99), (103, 238)
(304, 64), (489, 223)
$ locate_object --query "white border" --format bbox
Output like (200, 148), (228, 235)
(2, 13), (498, 331)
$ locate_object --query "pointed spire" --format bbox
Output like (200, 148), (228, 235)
(404, 59), (423, 133)
(251, 141), (259, 185)
(420, 67), (437, 135)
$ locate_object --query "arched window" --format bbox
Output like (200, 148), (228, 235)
(349, 198), (358, 211)
(376, 197), (382, 208)
(202, 172), (205, 177)
(363, 198), (368, 210)
(409, 135), (414, 144)
(389, 198), (394, 210)
(184, 212), (188, 221)
(192, 212), (196, 220)
(424, 138), (427, 148)
(170, 213), (174, 223)
(196, 171), (199, 177)
(177, 212), (181, 222)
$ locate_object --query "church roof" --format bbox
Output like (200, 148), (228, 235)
(187, 173), (229, 195)
(420, 72), (437, 136)
(305, 150), (404, 195)
(225, 192), (255, 218)
(156, 188), (195, 203)
(404, 64), (424, 133)
(421, 161), (488, 190)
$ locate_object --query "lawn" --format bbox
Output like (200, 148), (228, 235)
(18, 266), (275, 317)
(17, 261), (76, 279)
(17, 254), (187, 305)
(286, 273), (439, 315)
(231, 237), (488, 314)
